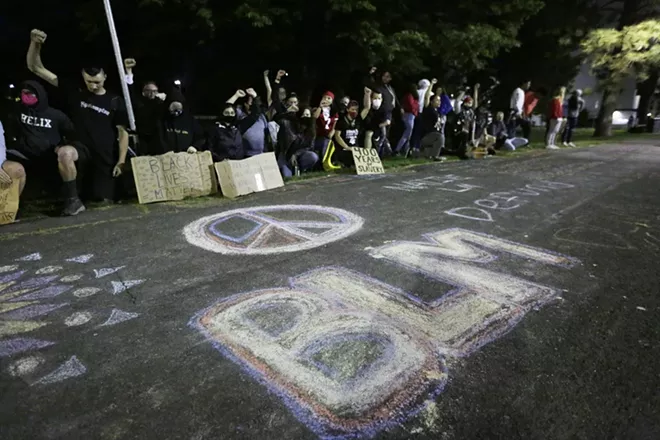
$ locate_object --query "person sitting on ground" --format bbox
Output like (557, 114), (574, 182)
(331, 87), (372, 168)
(3, 80), (83, 215)
(159, 88), (206, 154)
(0, 121), (27, 205)
(486, 111), (528, 151)
(363, 91), (392, 156)
(417, 79), (447, 161)
(312, 91), (338, 160)
(453, 84), (479, 159)
(275, 106), (319, 177)
(124, 58), (166, 156)
(206, 90), (252, 161)
(546, 86), (566, 150)
(27, 29), (129, 207)
(561, 89), (584, 147)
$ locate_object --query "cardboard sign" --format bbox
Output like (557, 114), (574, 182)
(0, 180), (20, 225)
(131, 151), (217, 204)
(353, 148), (385, 175)
(214, 152), (284, 199)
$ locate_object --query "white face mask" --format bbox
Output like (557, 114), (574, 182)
(372, 98), (382, 110)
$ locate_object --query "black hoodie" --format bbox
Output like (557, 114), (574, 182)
(160, 89), (206, 153)
(6, 80), (75, 159)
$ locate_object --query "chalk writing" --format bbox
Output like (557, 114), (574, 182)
(384, 175), (481, 193)
(132, 151), (217, 204)
(66, 254), (94, 264)
(184, 205), (364, 255)
(445, 180), (575, 222)
(15, 253), (42, 261)
(192, 229), (578, 438)
(353, 148), (385, 175)
(33, 355), (87, 385)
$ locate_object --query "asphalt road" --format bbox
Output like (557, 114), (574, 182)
(1, 139), (660, 440)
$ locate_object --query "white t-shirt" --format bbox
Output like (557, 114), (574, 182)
(510, 88), (524, 114)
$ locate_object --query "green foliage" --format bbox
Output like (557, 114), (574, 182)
(582, 20), (660, 87)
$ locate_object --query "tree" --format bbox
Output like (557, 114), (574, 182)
(582, 19), (660, 135)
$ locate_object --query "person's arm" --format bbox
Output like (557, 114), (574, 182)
(26, 30), (59, 87)
(473, 83), (480, 109)
(226, 89), (246, 105)
(424, 79), (437, 108)
(364, 67), (378, 89)
(360, 87), (372, 120)
(191, 118), (207, 150)
(237, 89), (262, 133)
(113, 126), (129, 177)
(0, 121), (6, 166)
(334, 129), (351, 151)
(124, 58), (136, 86)
(263, 70), (273, 108)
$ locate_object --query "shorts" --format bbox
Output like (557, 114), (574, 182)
(7, 141), (90, 171)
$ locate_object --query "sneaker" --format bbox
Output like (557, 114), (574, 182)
(568, 142), (577, 148)
(62, 198), (86, 216)
(432, 156), (447, 162)
(546, 145), (560, 150)
(562, 142), (569, 147)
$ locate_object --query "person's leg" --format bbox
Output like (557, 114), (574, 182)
(297, 151), (319, 172)
(278, 155), (293, 177)
(520, 118), (531, 140)
(1, 160), (27, 194)
(56, 145), (86, 215)
(395, 113), (415, 153)
(501, 139), (516, 151)
(566, 117), (577, 145)
(506, 111), (518, 138)
(546, 119), (557, 146)
(364, 131), (374, 150)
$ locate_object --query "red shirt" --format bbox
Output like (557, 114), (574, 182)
(316, 109), (338, 138)
(548, 98), (563, 120)
(523, 91), (538, 116)
(402, 93), (419, 116)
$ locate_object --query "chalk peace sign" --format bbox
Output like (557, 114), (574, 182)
(184, 205), (364, 255)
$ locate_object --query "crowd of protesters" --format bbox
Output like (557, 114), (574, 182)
(1, 29), (586, 218)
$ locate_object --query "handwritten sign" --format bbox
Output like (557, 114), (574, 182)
(131, 151), (217, 204)
(214, 152), (284, 199)
(352, 148), (384, 175)
(0, 181), (20, 225)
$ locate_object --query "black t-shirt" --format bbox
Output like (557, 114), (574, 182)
(364, 108), (388, 132)
(61, 78), (128, 166)
(335, 115), (362, 148)
(421, 106), (445, 136)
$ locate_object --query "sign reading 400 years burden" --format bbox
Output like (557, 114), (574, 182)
(352, 148), (384, 175)
(131, 151), (217, 204)
(0, 181), (20, 225)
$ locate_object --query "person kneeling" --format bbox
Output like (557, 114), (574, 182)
(275, 108), (319, 177)
(3, 81), (85, 216)
(331, 88), (372, 168)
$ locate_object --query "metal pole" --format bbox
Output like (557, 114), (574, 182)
(102, 0), (136, 132)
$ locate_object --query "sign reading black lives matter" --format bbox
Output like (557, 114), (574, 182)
(132, 151), (217, 204)
(352, 148), (384, 175)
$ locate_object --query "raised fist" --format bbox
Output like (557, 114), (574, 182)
(369, 66), (377, 74)
(364, 87), (372, 95)
(246, 88), (257, 98)
(276, 70), (287, 78)
(124, 58), (136, 69)
(235, 90), (247, 98)
(263, 70), (269, 77)
(474, 83), (481, 90)
(30, 29), (47, 44)
(431, 78), (438, 85)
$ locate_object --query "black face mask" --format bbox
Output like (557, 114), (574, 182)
(170, 109), (182, 117)
(299, 116), (312, 129)
(221, 115), (236, 126)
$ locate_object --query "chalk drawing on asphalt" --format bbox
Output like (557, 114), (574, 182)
(15, 253), (42, 261)
(33, 355), (87, 385)
(94, 266), (126, 279)
(184, 205), (364, 255)
(0, 254), (146, 385)
(8, 355), (44, 377)
(191, 229), (579, 439)
(66, 254), (94, 264)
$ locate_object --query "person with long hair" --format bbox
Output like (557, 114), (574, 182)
(546, 87), (566, 149)
(394, 83), (419, 156)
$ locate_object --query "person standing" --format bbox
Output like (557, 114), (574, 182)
(394, 84), (419, 156)
(508, 80), (531, 138)
(562, 89), (584, 147)
(546, 87), (566, 149)
(27, 29), (129, 204)
(365, 68), (398, 144)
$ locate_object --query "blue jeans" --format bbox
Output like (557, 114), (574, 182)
(561, 117), (578, 143)
(278, 151), (319, 177)
(395, 112), (415, 153)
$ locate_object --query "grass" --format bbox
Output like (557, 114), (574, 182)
(9, 127), (657, 220)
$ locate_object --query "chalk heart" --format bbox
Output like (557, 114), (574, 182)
(554, 226), (633, 249)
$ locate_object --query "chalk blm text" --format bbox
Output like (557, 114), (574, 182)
(192, 227), (580, 438)
(353, 148), (385, 175)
